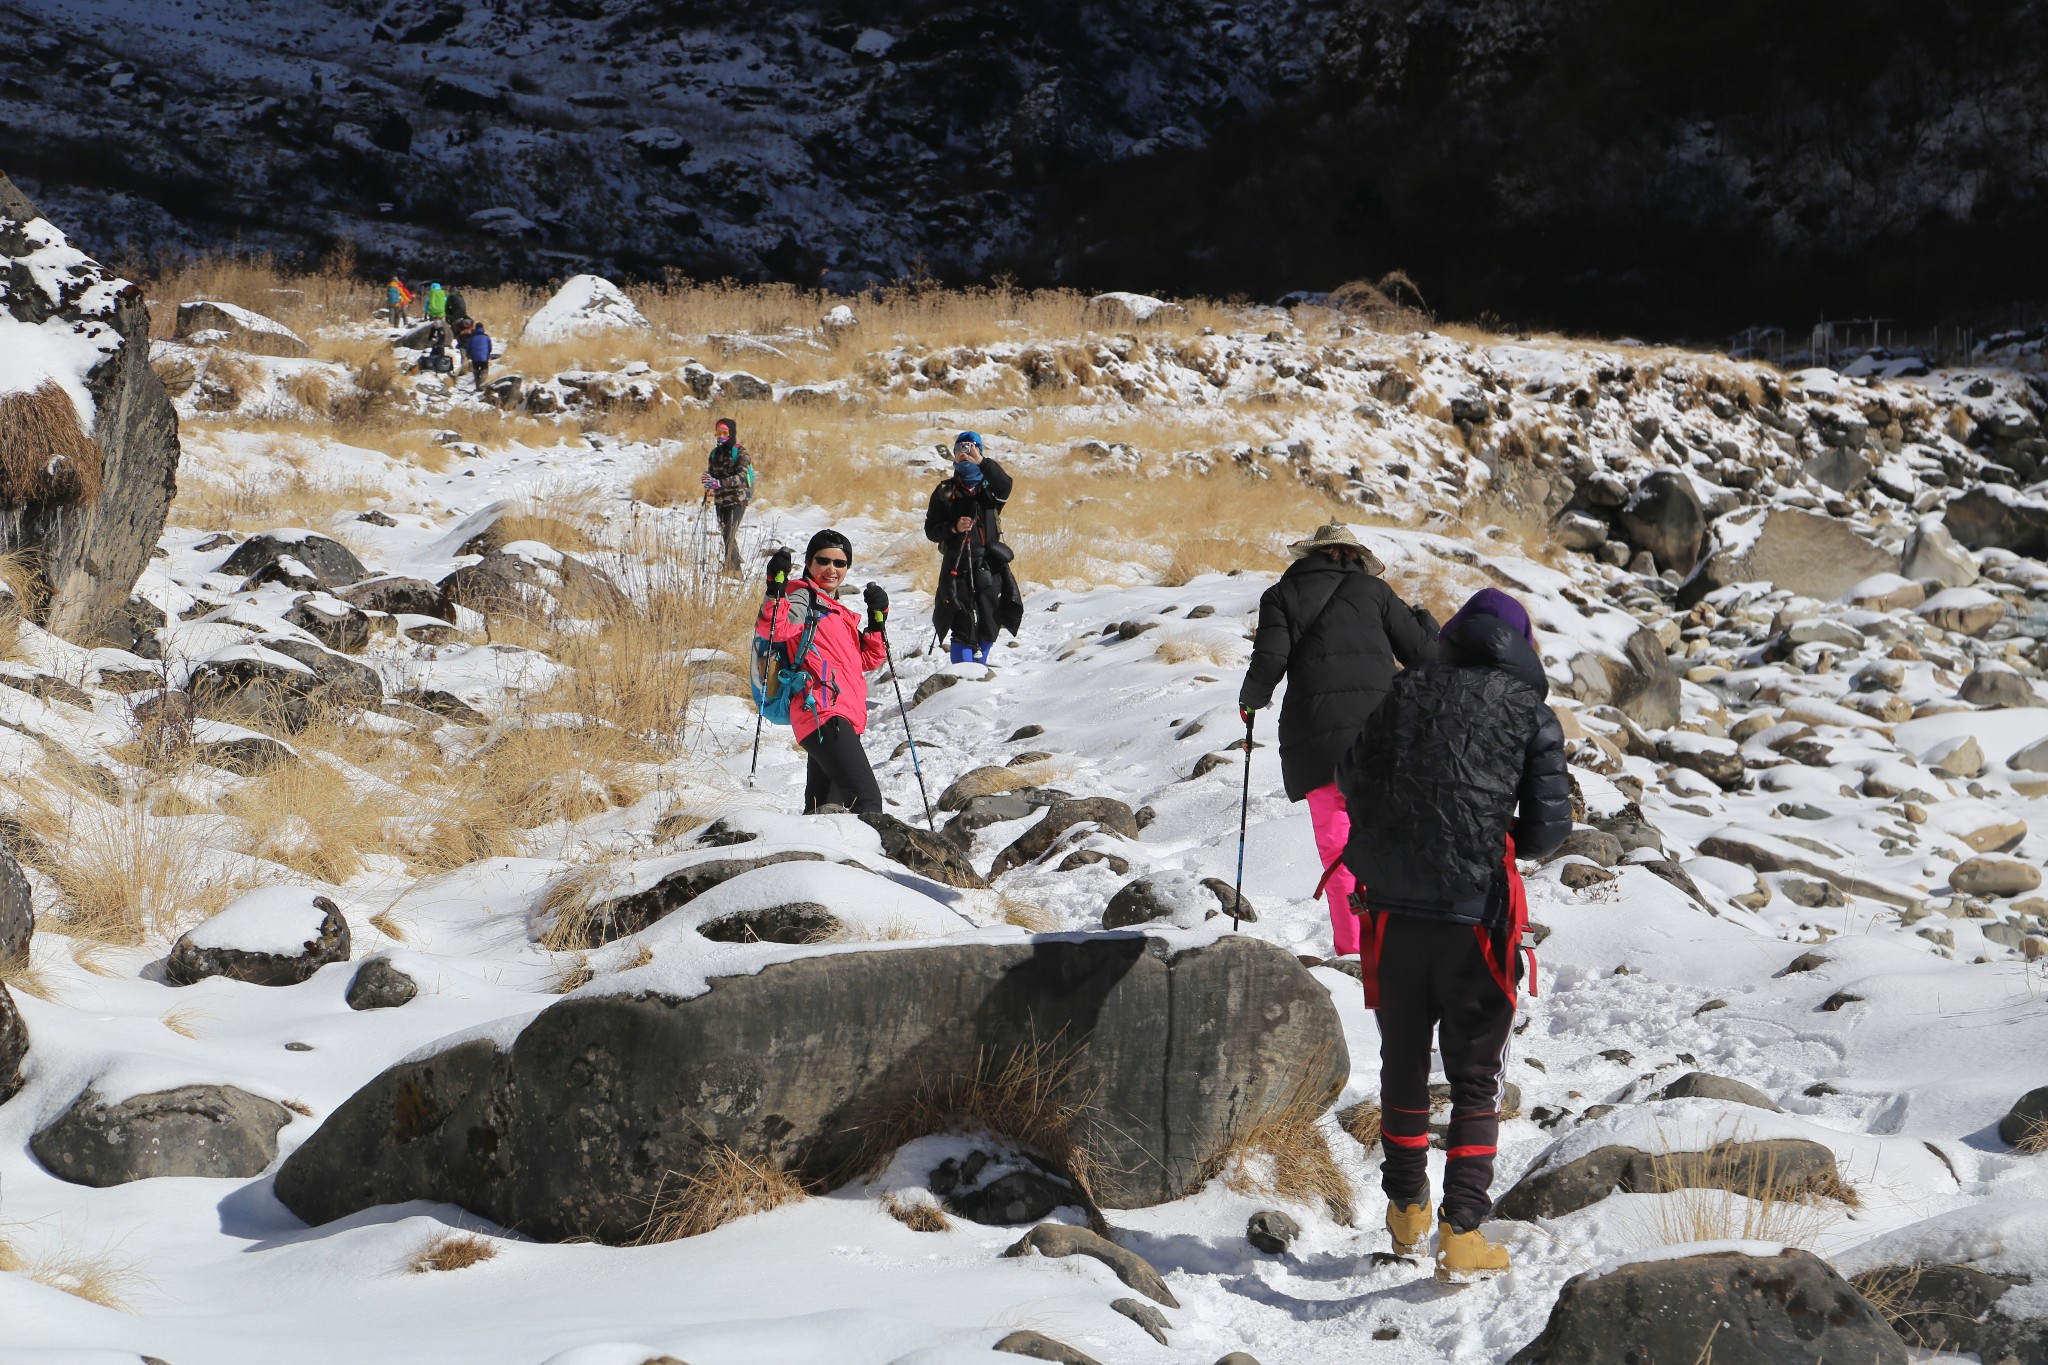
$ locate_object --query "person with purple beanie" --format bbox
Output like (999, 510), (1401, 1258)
(1336, 586), (1569, 1283)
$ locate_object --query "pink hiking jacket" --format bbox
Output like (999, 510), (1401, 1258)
(755, 580), (887, 743)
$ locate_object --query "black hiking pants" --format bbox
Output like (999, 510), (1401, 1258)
(1376, 914), (1514, 1233)
(717, 503), (745, 572)
(801, 715), (882, 815)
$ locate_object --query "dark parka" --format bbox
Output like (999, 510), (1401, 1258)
(1336, 611), (1571, 926)
(1238, 552), (1437, 801)
(926, 459), (1021, 643)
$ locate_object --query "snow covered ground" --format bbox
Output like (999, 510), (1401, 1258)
(4, 277), (2048, 1363)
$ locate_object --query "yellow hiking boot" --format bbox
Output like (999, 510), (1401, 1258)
(1385, 1199), (1431, 1256)
(1435, 1221), (1509, 1284)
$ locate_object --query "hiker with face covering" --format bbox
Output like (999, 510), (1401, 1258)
(755, 529), (889, 814)
(702, 417), (753, 573)
(925, 431), (1020, 664)
(1237, 524), (1437, 959)
(1336, 587), (1569, 1284)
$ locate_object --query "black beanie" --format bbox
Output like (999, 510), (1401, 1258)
(714, 416), (736, 443)
(804, 528), (852, 564)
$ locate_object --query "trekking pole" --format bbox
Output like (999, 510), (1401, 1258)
(1231, 709), (1254, 931)
(747, 709), (764, 787)
(883, 633), (936, 831)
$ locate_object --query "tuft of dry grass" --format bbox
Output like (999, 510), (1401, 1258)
(408, 1232), (499, 1273)
(0, 548), (40, 657)
(1336, 1100), (1383, 1149)
(1637, 1139), (1856, 1249)
(1213, 1054), (1354, 1223)
(883, 1193), (953, 1232)
(1154, 630), (1247, 667)
(2012, 1114), (2048, 1156)
(9, 786), (257, 945)
(996, 894), (1059, 933)
(10, 1246), (137, 1309)
(0, 381), (105, 506)
(223, 752), (397, 885)
(634, 1146), (810, 1243)
(160, 1006), (208, 1038)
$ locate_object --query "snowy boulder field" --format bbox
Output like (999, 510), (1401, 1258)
(7, 247), (2048, 1358)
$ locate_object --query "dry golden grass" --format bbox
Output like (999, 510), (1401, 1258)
(2013, 1113), (2048, 1156)
(0, 381), (103, 506)
(996, 894), (1059, 933)
(9, 786), (257, 945)
(0, 548), (42, 654)
(883, 1193), (953, 1233)
(368, 908), (408, 942)
(1154, 630), (1248, 667)
(536, 863), (623, 954)
(635, 1146), (810, 1243)
(1636, 1139), (1857, 1249)
(223, 752), (398, 885)
(1212, 1054), (1354, 1223)
(845, 1035), (1105, 1214)
(160, 1006), (208, 1038)
(1335, 1100), (1383, 1149)
(408, 1232), (499, 1273)
(10, 1247), (137, 1309)
(0, 948), (54, 1001)
(0, 1226), (17, 1274)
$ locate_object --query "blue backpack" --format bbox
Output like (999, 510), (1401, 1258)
(750, 594), (839, 725)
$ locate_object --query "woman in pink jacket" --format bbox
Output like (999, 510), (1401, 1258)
(755, 529), (890, 813)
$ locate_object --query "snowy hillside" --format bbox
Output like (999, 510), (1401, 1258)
(3, 237), (2048, 1364)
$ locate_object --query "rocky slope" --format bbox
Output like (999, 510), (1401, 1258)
(6, 0), (2047, 335)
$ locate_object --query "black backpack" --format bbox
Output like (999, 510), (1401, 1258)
(447, 291), (468, 321)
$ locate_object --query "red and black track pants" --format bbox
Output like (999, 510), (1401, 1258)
(1375, 914), (1515, 1234)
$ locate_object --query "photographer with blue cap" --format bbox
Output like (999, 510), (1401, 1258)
(924, 431), (1020, 664)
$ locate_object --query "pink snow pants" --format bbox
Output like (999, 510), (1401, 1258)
(1307, 782), (1360, 957)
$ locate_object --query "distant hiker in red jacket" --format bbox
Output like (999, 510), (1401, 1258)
(755, 530), (889, 814)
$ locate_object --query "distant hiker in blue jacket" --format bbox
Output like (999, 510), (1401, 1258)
(459, 319), (493, 388)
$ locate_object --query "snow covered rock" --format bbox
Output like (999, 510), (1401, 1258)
(1507, 1249), (1906, 1364)
(284, 593), (372, 653)
(1245, 1209), (1300, 1254)
(859, 811), (987, 888)
(990, 796), (1140, 875)
(1617, 469), (1705, 574)
(1087, 292), (1187, 327)
(1103, 871), (1256, 927)
(1004, 1223), (1179, 1306)
(1651, 1072), (1782, 1112)
(32, 1084), (291, 1185)
(1941, 484), (2048, 559)
(0, 173), (180, 647)
(1838, 1264), (2043, 1361)
(1919, 586), (2008, 637)
(0, 982), (26, 1103)
(336, 575), (447, 619)
(0, 847), (30, 964)
(993, 1331), (1101, 1364)
(556, 851), (830, 947)
(275, 934), (1347, 1240)
(1679, 508), (1898, 606)
(439, 543), (628, 621)
(1958, 664), (2038, 708)
(518, 275), (650, 345)
(172, 299), (308, 357)
(217, 530), (369, 590)
(187, 638), (380, 734)
(1901, 515), (1979, 587)
(1948, 856), (2041, 898)
(346, 957), (419, 1011)
(2002, 1086), (2048, 1148)
(1497, 1136), (1840, 1219)
(1566, 627), (1681, 730)
(165, 888), (351, 987)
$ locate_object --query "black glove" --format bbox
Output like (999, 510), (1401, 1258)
(863, 581), (889, 631)
(1414, 605), (1441, 637)
(766, 548), (792, 599)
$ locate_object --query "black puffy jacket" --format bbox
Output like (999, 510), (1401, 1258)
(1238, 553), (1437, 800)
(1337, 612), (1571, 926)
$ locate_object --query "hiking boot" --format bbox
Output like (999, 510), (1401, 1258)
(1435, 1221), (1509, 1284)
(1385, 1198), (1430, 1255)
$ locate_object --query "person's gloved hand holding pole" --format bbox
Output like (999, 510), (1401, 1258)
(863, 581), (889, 633)
(765, 548), (792, 599)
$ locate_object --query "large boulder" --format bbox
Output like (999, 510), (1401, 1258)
(275, 934), (1347, 1241)
(1678, 508), (1897, 606)
(166, 888), (352, 987)
(0, 174), (182, 647)
(186, 639), (379, 733)
(1507, 1249), (1906, 1364)
(439, 544), (628, 621)
(518, 274), (650, 345)
(1901, 515), (1978, 587)
(31, 1084), (292, 1185)
(0, 981), (26, 1104)
(173, 299), (308, 357)
(334, 574), (448, 619)
(0, 847), (30, 965)
(558, 851), (828, 947)
(1617, 470), (1705, 574)
(858, 811), (987, 888)
(217, 530), (368, 589)
(1846, 1263), (2044, 1361)
(991, 797), (1142, 876)
(1497, 1137), (1841, 1219)
(1999, 1085), (2048, 1148)
(1942, 484), (2048, 559)
(1566, 627), (1681, 730)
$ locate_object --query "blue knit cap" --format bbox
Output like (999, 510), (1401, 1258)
(954, 431), (983, 453)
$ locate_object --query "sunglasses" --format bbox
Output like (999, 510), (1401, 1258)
(810, 554), (850, 569)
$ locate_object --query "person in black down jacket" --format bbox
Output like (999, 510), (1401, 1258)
(1237, 523), (1436, 957)
(925, 431), (1019, 664)
(1337, 586), (1569, 1284)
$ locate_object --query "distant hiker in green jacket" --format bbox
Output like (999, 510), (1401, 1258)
(424, 282), (448, 323)
(702, 416), (753, 574)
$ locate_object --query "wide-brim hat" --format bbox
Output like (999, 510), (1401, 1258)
(1289, 523), (1385, 573)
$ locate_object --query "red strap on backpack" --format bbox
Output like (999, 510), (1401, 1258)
(1474, 835), (1537, 1006)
